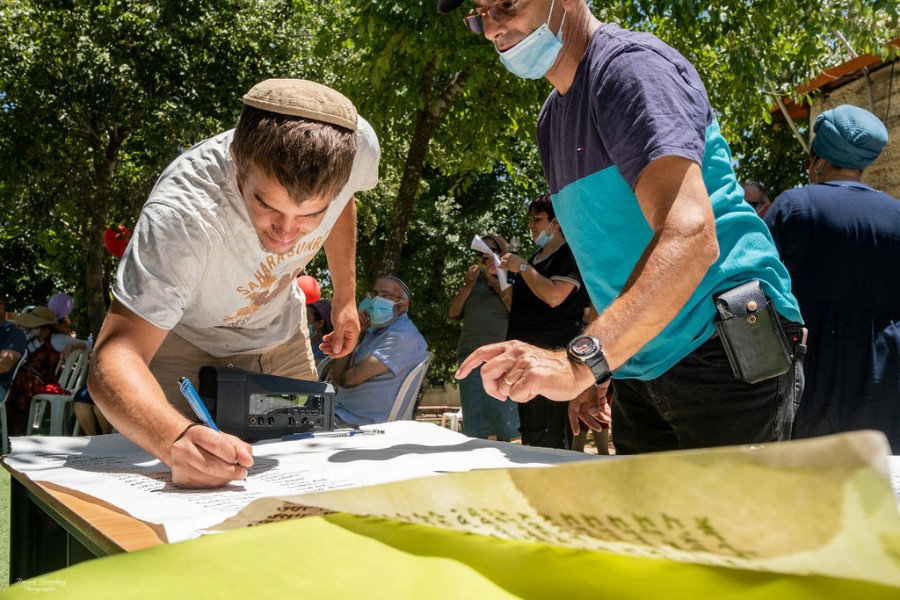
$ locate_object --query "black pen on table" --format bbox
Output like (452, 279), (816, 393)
(281, 429), (386, 441)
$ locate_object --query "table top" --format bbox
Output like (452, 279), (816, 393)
(4, 462), (165, 555)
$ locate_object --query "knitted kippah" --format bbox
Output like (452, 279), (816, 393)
(382, 276), (411, 300)
(243, 79), (357, 132)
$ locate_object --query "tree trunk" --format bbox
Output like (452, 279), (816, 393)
(376, 68), (469, 275)
(85, 129), (125, 338)
(377, 111), (441, 276)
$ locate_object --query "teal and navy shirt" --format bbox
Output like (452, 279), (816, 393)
(537, 24), (800, 380)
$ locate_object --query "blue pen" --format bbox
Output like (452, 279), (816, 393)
(281, 429), (385, 441)
(178, 377), (220, 432)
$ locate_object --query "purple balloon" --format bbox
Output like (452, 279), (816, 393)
(48, 293), (74, 319)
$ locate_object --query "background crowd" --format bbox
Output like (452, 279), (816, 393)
(0, 4), (895, 495)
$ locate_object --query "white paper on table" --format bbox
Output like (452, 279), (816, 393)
(470, 235), (510, 291)
(4, 421), (594, 543)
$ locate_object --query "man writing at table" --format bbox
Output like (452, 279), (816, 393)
(89, 79), (380, 488)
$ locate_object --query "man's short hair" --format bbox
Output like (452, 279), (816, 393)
(529, 194), (555, 220)
(232, 106), (357, 204)
(742, 181), (771, 203)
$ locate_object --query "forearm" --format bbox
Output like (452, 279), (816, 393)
(499, 287), (512, 312)
(321, 201), (361, 357)
(89, 345), (190, 465)
(587, 209), (717, 370)
(324, 199), (357, 307)
(338, 355), (387, 388)
(519, 266), (571, 307)
(448, 284), (474, 319)
(338, 365), (372, 388)
(329, 355), (352, 387)
(87, 302), (191, 465)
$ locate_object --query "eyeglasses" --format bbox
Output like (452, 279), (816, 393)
(463, 0), (519, 34)
(368, 290), (404, 302)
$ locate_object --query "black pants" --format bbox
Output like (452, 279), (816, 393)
(612, 330), (806, 454)
(518, 395), (572, 450)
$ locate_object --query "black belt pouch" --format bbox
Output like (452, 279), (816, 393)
(713, 280), (791, 384)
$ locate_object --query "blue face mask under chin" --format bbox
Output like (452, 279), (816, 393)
(497, 0), (566, 80)
(535, 227), (555, 248)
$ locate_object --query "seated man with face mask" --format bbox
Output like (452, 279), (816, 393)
(330, 276), (428, 426)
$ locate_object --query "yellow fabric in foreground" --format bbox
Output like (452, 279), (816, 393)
(3, 514), (898, 599)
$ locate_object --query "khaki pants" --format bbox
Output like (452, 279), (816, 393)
(150, 327), (317, 418)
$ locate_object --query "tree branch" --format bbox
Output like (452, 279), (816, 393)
(765, 89), (810, 154)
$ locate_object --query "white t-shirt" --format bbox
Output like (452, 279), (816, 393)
(113, 117), (380, 357)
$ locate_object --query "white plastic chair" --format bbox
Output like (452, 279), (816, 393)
(386, 352), (432, 422)
(1, 355), (28, 454)
(316, 355), (334, 382)
(28, 348), (90, 436)
(440, 408), (463, 432)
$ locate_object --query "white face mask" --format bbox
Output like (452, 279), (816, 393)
(497, 0), (566, 80)
(534, 227), (555, 248)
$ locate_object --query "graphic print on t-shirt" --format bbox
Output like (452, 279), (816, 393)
(226, 232), (328, 327)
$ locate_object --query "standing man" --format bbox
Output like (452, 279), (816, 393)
(765, 105), (899, 450)
(89, 79), (380, 487)
(446, 0), (804, 453)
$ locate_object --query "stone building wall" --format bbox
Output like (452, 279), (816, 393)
(811, 61), (899, 197)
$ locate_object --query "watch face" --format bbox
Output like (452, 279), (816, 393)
(571, 336), (597, 357)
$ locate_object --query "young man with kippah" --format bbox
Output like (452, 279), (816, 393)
(445, 0), (806, 454)
(89, 79), (380, 488)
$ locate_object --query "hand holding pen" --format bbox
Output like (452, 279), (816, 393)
(169, 377), (254, 489)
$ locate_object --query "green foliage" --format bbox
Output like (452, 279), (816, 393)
(340, 0), (549, 175)
(0, 0), (317, 331)
(0, 0), (895, 382)
(595, 0), (896, 191)
(386, 144), (543, 383)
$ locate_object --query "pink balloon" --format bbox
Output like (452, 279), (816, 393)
(48, 293), (74, 319)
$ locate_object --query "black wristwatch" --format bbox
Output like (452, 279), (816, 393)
(567, 335), (612, 385)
